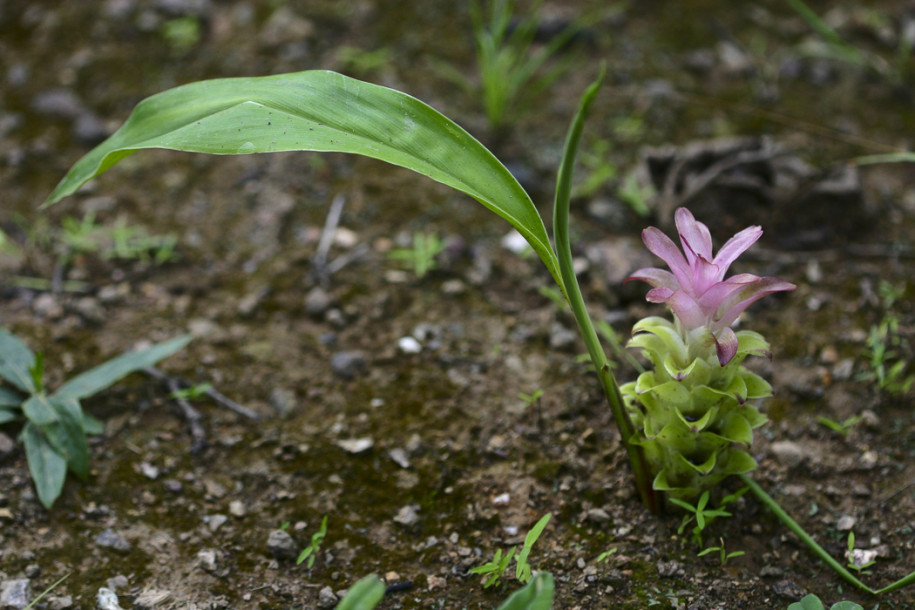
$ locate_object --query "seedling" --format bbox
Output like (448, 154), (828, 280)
(816, 415), (862, 436)
(387, 232), (445, 279)
(594, 547), (618, 564)
(845, 531), (877, 575)
(297, 515), (328, 569)
(697, 537), (745, 566)
(0, 328), (190, 507)
(669, 488), (747, 548)
(517, 388), (543, 409)
(169, 383), (213, 402)
(470, 513), (551, 587)
(860, 316), (914, 395)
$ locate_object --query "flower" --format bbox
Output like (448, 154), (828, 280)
(626, 208), (795, 365)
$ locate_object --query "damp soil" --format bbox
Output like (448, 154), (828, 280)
(0, 1), (914, 609)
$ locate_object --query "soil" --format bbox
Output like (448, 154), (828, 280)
(1, 1), (913, 609)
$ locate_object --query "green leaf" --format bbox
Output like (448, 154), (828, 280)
(829, 602), (864, 610)
(718, 413), (754, 445)
(334, 574), (385, 610)
(741, 371), (772, 399)
(0, 385), (24, 408)
(54, 335), (191, 399)
(786, 593), (826, 610)
(45, 396), (90, 480)
(496, 572), (555, 610)
(516, 513), (551, 583)
(44, 70), (562, 288)
(0, 407), (18, 425)
(21, 422), (68, 509)
(22, 394), (58, 426)
(0, 328), (38, 393)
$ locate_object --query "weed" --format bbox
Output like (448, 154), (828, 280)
(0, 329), (190, 507)
(669, 488), (748, 548)
(387, 232), (445, 279)
(845, 532), (877, 575)
(817, 415), (862, 436)
(859, 316), (914, 395)
(297, 515), (328, 569)
(169, 382), (213, 402)
(470, 513), (551, 587)
(787, 593), (864, 610)
(698, 537), (746, 566)
(517, 388), (543, 409)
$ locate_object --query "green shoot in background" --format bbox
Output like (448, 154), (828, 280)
(0, 329), (190, 507)
(297, 515), (328, 569)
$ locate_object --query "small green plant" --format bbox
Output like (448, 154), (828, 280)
(470, 513), (551, 587)
(594, 547), (618, 564)
(387, 232), (445, 279)
(787, 593), (864, 610)
(23, 573), (70, 610)
(335, 46), (394, 77)
(860, 316), (914, 395)
(845, 531), (877, 575)
(169, 382), (213, 402)
(816, 415), (862, 436)
(297, 515), (328, 569)
(616, 170), (653, 217)
(445, 0), (580, 130)
(517, 388), (543, 409)
(0, 329), (190, 507)
(572, 136), (617, 199)
(161, 16), (201, 52)
(669, 488), (748, 548)
(59, 212), (178, 267)
(697, 537), (745, 566)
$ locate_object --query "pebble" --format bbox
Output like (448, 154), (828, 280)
(304, 287), (333, 316)
(768, 440), (808, 468)
(585, 508), (611, 524)
(772, 580), (805, 600)
(268, 388), (298, 417)
(205, 514), (228, 532)
(427, 575), (446, 591)
(196, 549), (218, 573)
(266, 529), (298, 561)
(397, 336), (422, 354)
(133, 590), (171, 609)
(316, 586), (337, 609)
(387, 448), (411, 469)
(32, 294), (64, 319)
(95, 529), (132, 553)
(329, 351), (367, 379)
(500, 230), (529, 254)
(335, 438), (373, 454)
(549, 322), (577, 350)
(0, 579), (31, 610)
(46, 595), (73, 610)
(836, 515), (857, 531)
(228, 500), (247, 517)
(22, 566), (39, 579)
(95, 588), (124, 610)
(393, 504), (420, 526)
(657, 560), (684, 577)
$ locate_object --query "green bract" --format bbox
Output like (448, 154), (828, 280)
(621, 317), (771, 500)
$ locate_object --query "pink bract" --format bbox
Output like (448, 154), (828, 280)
(626, 208), (796, 365)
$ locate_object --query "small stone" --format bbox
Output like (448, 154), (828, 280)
(387, 448), (411, 469)
(196, 549), (218, 573)
(32, 294), (64, 319)
(138, 462), (160, 480)
(836, 515), (857, 531)
(549, 322), (577, 351)
(316, 586), (337, 609)
(586, 508), (611, 524)
(267, 529), (298, 561)
(393, 504), (420, 526)
(46, 595), (73, 610)
(760, 566), (783, 577)
(95, 529), (132, 553)
(0, 579), (31, 610)
(205, 514), (228, 532)
(95, 588), (124, 610)
(304, 287), (333, 316)
(427, 575), (446, 591)
(330, 350), (367, 379)
(769, 440), (807, 468)
(22, 566), (39, 579)
(228, 500), (247, 517)
(397, 336), (422, 354)
(71, 297), (106, 325)
(105, 576), (128, 592)
(500, 230), (529, 254)
(772, 580), (805, 600)
(336, 438), (373, 454)
(657, 560), (684, 577)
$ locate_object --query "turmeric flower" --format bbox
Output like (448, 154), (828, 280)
(626, 208), (795, 365)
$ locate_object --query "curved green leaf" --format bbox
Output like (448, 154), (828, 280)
(335, 574), (385, 610)
(45, 70), (561, 287)
(496, 572), (555, 610)
(0, 328), (38, 393)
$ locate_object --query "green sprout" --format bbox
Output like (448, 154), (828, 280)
(594, 548), (618, 564)
(669, 488), (747, 548)
(697, 537), (745, 566)
(0, 329), (190, 508)
(297, 515), (328, 569)
(845, 531), (877, 575)
(787, 593), (864, 610)
(387, 232), (445, 279)
(816, 415), (862, 436)
(517, 388), (543, 409)
(470, 513), (551, 587)
(169, 382), (213, 402)
(860, 316), (914, 395)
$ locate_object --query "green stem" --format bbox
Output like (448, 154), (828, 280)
(552, 70), (657, 512)
(741, 474), (915, 595)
